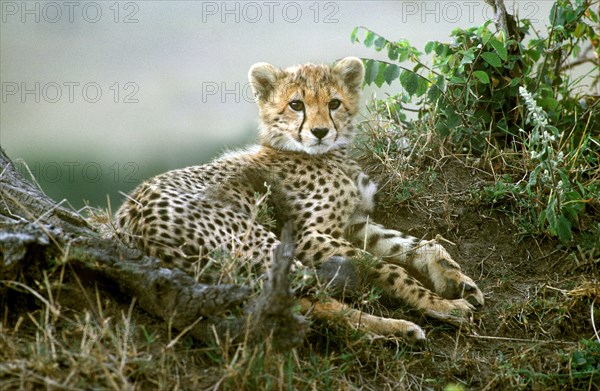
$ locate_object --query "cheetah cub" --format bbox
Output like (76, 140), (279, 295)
(116, 57), (484, 344)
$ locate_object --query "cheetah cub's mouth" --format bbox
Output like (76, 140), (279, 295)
(249, 57), (365, 155)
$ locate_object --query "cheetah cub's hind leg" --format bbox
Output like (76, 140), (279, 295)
(302, 256), (426, 345)
(298, 297), (427, 345)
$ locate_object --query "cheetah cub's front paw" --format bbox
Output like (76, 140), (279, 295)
(430, 297), (475, 319)
(432, 258), (485, 308)
(396, 321), (427, 346)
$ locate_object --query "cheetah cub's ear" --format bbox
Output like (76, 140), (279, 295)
(332, 57), (365, 92)
(249, 62), (280, 103)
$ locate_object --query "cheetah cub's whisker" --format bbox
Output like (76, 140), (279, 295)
(115, 57), (484, 345)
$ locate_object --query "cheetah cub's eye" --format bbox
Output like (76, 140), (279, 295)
(289, 100), (304, 111)
(328, 99), (341, 110)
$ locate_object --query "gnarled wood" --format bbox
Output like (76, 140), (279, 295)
(484, 0), (521, 41)
(0, 148), (91, 236)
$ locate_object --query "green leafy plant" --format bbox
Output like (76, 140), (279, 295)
(517, 86), (585, 243)
(569, 338), (600, 380)
(352, 0), (599, 244)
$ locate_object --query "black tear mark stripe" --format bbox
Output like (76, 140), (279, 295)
(328, 108), (339, 141)
(297, 107), (306, 143)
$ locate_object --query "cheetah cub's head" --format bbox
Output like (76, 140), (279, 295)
(249, 57), (364, 155)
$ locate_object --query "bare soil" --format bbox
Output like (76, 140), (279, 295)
(367, 155), (599, 389)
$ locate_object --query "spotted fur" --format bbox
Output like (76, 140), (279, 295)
(115, 57), (484, 344)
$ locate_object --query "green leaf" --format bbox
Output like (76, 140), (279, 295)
(436, 121), (450, 137)
(374, 62), (387, 87)
(424, 41), (436, 55)
(374, 36), (386, 51)
(574, 23), (586, 38)
(460, 49), (476, 66)
(528, 167), (540, 188)
(481, 29), (492, 43)
(364, 59), (379, 85)
(538, 209), (547, 229)
(435, 43), (449, 57)
(539, 97), (559, 111)
(400, 70), (419, 96)
(556, 215), (573, 244)
(489, 39), (508, 61)
(527, 47), (542, 62)
(565, 9), (577, 24)
(387, 45), (398, 61)
(473, 70), (490, 84)
(397, 45), (410, 62)
(383, 64), (400, 85)
(449, 75), (466, 85)
(415, 77), (429, 97)
(477, 20), (494, 34)
(427, 76), (444, 102)
(350, 26), (359, 43)
(446, 111), (461, 128)
(474, 109), (492, 123)
(573, 351), (587, 367)
(364, 30), (375, 48)
(564, 190), (584, 213)
(481, 52), (502, 68)
(545, 197), (558, 235)
(550, 3), (566, 27)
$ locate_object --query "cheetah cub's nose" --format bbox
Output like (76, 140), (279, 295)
(311, 127), (329, 140)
